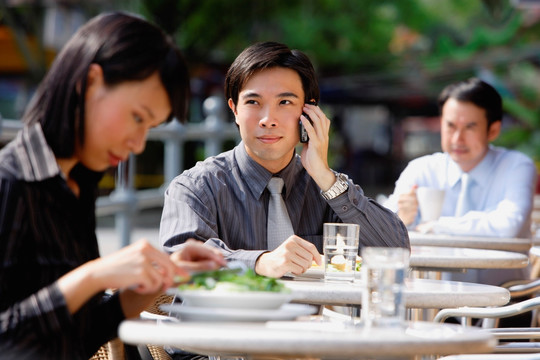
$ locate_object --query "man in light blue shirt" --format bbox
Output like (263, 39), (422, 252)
(385, 78), (537, 284)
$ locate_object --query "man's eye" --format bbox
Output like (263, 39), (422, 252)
(133, 115), (144, 123)
(245, 100), (258, 105)
(280, 99), (292, 105)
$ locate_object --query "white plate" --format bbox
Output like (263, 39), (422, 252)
(160, 303), (317, 322)
(304, 267), (324, 278)
(166, 288), (293, 309)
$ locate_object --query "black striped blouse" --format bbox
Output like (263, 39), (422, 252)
(0, 124), (124, 359)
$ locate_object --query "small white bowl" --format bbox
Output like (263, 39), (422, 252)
(166, 288), (293, 309)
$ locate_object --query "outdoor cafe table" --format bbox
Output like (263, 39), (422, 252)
(410, 245), (529, 277)
(284, 277), (510, 309)
(119, 318), (496, 360)
(308, 246), (529, 281)
(408, 231), (532, 252)
(287, 266), (511, 322)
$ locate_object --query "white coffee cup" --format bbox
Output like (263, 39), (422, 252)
(416, 187), (445, 223)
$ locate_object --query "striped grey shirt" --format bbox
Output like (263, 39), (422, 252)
(161, 142), (409, 269)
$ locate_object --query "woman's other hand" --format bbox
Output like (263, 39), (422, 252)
(170, 239), (226, 273)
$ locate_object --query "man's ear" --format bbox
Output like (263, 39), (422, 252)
(228, 98), (240, 125)
(228, 98), (237, 114)
(487, 120), (501, 142)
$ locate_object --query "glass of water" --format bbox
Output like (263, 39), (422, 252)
(360, 247), (410, 328)
(323, 223), (360, 283)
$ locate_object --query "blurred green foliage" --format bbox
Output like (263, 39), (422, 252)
(138, 0), (540, 161)
(136, 0), (491, 75)
(2, 0), (539, 162)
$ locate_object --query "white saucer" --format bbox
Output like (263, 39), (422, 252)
(160, 303), (317, 322)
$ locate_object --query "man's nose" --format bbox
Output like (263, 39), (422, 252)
(452, 129), (465, 143)
(259, 107), (278, 128)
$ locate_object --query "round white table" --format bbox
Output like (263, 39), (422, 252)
(410, 246), (529, 271)
(409, 231), (532, 252)
(284, 277), (510, 309)
(119, 319), (496, 359)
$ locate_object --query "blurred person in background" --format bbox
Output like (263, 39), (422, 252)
(0, 12), (225, 359)
(160, 41), (409, 280)
(385, 77), (537, 285)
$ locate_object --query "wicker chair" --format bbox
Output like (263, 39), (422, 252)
(89, 338), (125, 360)
(139, 294), (175, 360)
(89, 294), (175, 360)
(146, 293), (175, 316)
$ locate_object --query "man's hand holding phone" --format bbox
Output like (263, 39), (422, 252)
(299, 101), (336, 193)
(299, 99), (318, 143)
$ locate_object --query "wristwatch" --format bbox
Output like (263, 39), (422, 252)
(321, 172), (349, 200)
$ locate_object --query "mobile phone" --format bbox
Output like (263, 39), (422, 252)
(299, 100), (318, 143)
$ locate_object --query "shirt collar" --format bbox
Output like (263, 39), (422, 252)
(235, 142), (271, 199)
(275, 155), (303, 200)
(447, 156), (462, 188)
(468, 146), (495, 189)
(447, 146), (494, 189)
(14, 123), (61, 181)
(234, 142), (303, 200)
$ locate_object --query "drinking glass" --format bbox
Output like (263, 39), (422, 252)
(361, 247), (409, 327)
(323, 223), (360, 283)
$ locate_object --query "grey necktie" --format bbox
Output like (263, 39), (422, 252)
(455, 173), (472, 217)
(267, 177), (294, 250)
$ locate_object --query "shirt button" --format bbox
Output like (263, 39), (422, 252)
(353, 199), (359, 205)
(342, 205), (348, 211)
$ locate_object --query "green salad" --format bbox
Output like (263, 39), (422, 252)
(178, 268), (289, 293)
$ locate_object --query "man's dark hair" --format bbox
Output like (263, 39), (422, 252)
(438, 77), (502, 127)
(225, 41), (319, 106)
(22, 12), (190, 158)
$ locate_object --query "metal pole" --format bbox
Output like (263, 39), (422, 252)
(203, 95), (227, 157)
(111, 154), (137, 247)
(163, 121), (185, 186)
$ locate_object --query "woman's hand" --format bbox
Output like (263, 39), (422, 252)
(57, 239), (226, 316)
(170, 239), (226, 273)
(91, 240), (187, 294)
(117, 240), (225, 317)
(58, 240), (184, 314)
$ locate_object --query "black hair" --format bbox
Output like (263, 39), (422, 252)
(22, 12), (190, 158)
(225, 41), (319, 106)
(438, 77), (502, 127)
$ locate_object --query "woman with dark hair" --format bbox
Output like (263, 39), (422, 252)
(0, 12), (225, 359)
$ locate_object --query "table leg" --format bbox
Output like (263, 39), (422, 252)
(408, 270), (441, 321)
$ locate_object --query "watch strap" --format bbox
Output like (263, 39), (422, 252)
(321, 171), (349, 200)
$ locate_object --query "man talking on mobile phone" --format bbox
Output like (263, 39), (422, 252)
(160, 41), (409, 278)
